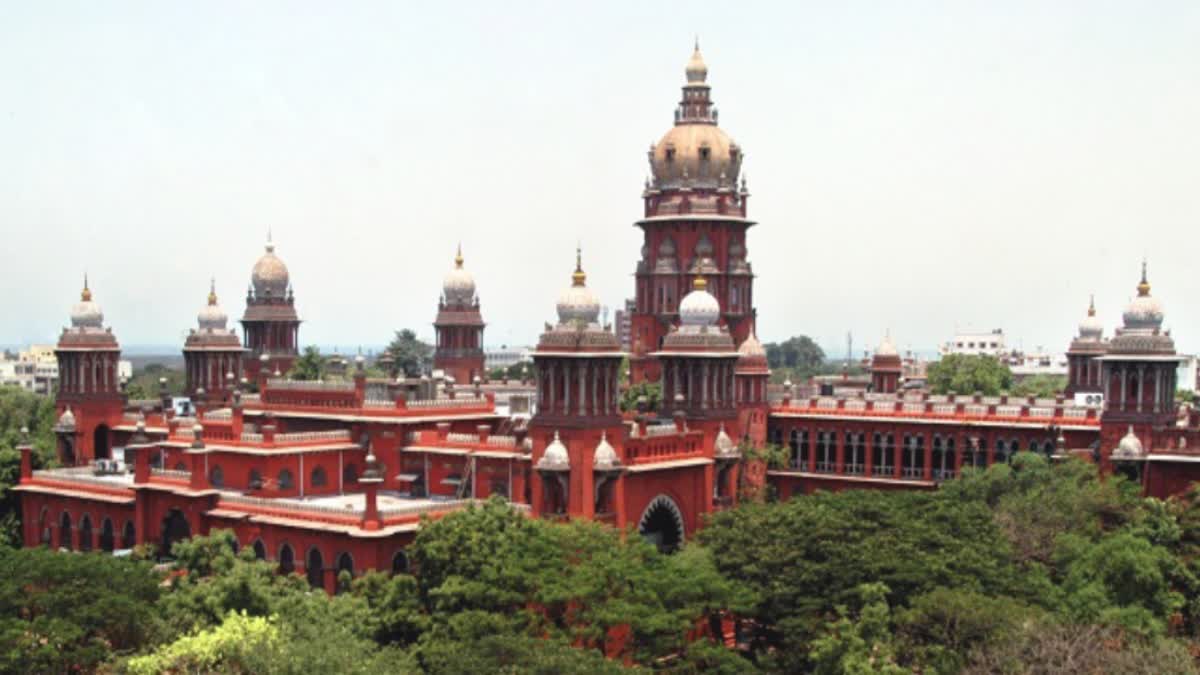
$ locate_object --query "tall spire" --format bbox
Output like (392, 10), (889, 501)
(1138, 259), (1150, 297)
(81, 273), (91, 301)
(572, 245), (586, 287)
(1088, 294), (1096, 317)
(208, 277), (218, 306)
(266, 227), (275, 253)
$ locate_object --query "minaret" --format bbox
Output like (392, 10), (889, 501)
(529, 248), (625, 522)
(433, 244), (486, 384)
(1065, 295), (1106, 398)
(735, 330), (771, 447)
(870, 332), (903, 394)
(631, 43), (756, 384)
(241, 234), (301, 380)
(54, 276), (123, 464)
(184, 280), (245, 405)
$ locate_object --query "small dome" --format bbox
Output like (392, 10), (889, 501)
(57, 406), (76, 430)
(593, 432), (620, 470)
(685, 40), (708, 84)
(197, 280), (228, 331)
(69, 278), (103, 328)
(251, 237), (290, 298)
(556, 248), (601, 326)
(442, 245), (477, 306)
(537, 431), (570, 471)
(876, 333), (898, 357)
(1113, 426), (1145, 459)
(1078, 296), (1103, 340)
(679, 276), (720, 327)
(714, 423), (737, 457)
(738, 332), (766, 359)
(1122, 265), (1164, 331)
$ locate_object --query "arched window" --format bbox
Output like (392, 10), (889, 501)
(846, 432), (864, 474)
(343, 464), (358, 486)
(335, 553), (354, 593)
(59, 512), (73, 551)
(306, 548), (325, 589)
(99, 518), (114, 552)
(873, 433), (894, 474)
(122, 520), (136, 549)
(174, 461), (187, 472)
(391, 550), (409, 575)
(278, 469), (294, 490)
(39, 508), (50, 547)
(311, 466), (328, 488)
(209, 465), (224, 488)
(816, 431), (834, 473)
(79, 515), (93, 552)
(252, 539), (267, 560)
(278, 544), (295, 574)
(249, 469), (263, 489)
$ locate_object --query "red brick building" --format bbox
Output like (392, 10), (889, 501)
(433, 245), (485, 385)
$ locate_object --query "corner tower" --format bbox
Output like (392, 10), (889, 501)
(241, 235), (300, 380)
(54, 277), (123, 465)
(1065, 296), (1106, 398)
(630, 43), (756, 384)
(184, 280), (244, 404)
(433, 245), (486, 384)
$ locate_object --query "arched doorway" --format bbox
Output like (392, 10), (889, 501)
(79, 515), (93, 552)
(278, 544), (295, 574)
(100, 518), (114, 552)
(335, 552), (354, 593)
(638, 495), (685, 553)
(391, 550), (409, 575)
(252, 539), (267, 560)
(306, 549), (325, 589)
(121, 521), (136, 549)
(93, 425), (111, 461)
(39, 508), (51, 547)
(160, 509), (191, 558)
(59, 512), (73, 551)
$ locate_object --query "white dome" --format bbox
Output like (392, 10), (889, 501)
(556, 249), (600, 326)
(679, 277), (720, 327)
(1122, 264), (1164, 331)
(69, 280), (103, 328)
(876, 333), (898, 357)
(57, 406), (76, 430)
(1113, 426), (1145, 459)
(714, 423), (737, 457)
(197, 281), (228, 331)
(251, 239), (289, 298)
(537, 431), (570, 471)
(738, 332), (766, 358)
(442, 246), (476, 306)
(1078, 297), (1103, 340)
(593, 432), (620, 469)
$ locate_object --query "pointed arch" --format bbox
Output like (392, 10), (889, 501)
(638, 494), (685, 553)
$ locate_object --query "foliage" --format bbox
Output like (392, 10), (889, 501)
(286, 345), (325, 381)
(0, 386), (57, 545)
(124, 362), (185, 400)
(1011, 373), (1067, 398)
(385, 329), (433, 378)
(620, 381), (663, 413)
(1179, 389), (1197, 406)
(926, 353), (1013, 396)
(0, 546), (165, 674)
(763, 335), (825, 375)
(809, 583), (907, 675)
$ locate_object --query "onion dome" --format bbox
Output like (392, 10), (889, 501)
(250, 234), (289, 298)
(679, 276), (720, 327)
(197, 279), (229, 331)
(56, 406), (76, 432)
(593, 432), (620, 470)
(1078, 295), (1103, 340)
(876, 333), (898, 357)
(536, 431), (570, 471)
(442, 244), (477, 306)
(69, 275), (103, 328)
(714, 423), (737, 457)
(686, 39), (707, 83)
(1122, 262), (1164, 331)
(556, 248), (601, 326)
(1113, 426), (1145, 460)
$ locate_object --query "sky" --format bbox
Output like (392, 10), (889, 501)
(1, 2), (1198, 358)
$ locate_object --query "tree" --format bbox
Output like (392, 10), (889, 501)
(925, 354), (1013, 396)
(385, 329), (433, 378)
(620, 382), (662, 414)
(0, 546), (166, 673)
(0, 386), (56, 545)
(287, 345), (324, 381)
(764, 336), (825, 375)
(124, 362), (185, 400)
(1012, 374), (1067, 398)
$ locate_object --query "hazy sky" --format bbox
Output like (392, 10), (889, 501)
(2, 2), (1198, 357)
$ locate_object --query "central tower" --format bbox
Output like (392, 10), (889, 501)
(630, 43), (756, 383)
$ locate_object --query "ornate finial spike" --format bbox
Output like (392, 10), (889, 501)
(81, 273), (92, 301)
(1137, 260), (1151, 297)
(572, 245), (586, 287)
(694, 35), (699, 51)
(693, 275), (707, 292)
(1088, 294), (1095, 316)
(454, 242), (463, 268)
(208, 278), (218, 305)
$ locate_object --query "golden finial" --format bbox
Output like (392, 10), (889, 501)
(208, 277), (218, 306)
(1137, 260), (1150, 297)
(81, 273), (91, 301)
(572, 245), (586, 287)
(692, 275), (707, 292)
(1087, 294), (1096, 317)
(454, 242), (463, 268)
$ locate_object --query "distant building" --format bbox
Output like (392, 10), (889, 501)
(941, 329), (1007, 357)
(614, 298), (635, 351)
(485, 346), (532, 372)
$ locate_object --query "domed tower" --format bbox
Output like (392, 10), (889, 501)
(529, 248), (625, 521)
(54, 276), (123, 465)
(1065, 295), (1107, 398)
(184, 280), (245, 404)
(1095, 263), (1182, 468)
(870, 333), (903, 394)
(735, 331), (770, 446)
(240, 235), (301, 380)
(433, 245), (486, 384)
(631, 42), (756, 384)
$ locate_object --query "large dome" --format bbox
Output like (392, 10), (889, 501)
(69, 278), (103, 329)
(251, 238), (289, 298)
(679, 276), (720, 327)
(556, 249), (601, 326)
(442, 245), (476, 306)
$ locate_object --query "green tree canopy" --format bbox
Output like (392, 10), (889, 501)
(926, 353), (1013, 396)
(764, 335), (826, 375)
(385, 329), (433, 378)
(286, 345), (325, 381)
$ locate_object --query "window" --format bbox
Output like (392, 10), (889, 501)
(278, 469), (294, 490)
(311, 466), (328, 488)
(249, 469), (263, 489)
(343, 464), (358, 485)
(278, 544), (295, 574)
(122, 520), (136, 548)
(252, 539), (266, 560)
(392, 550), (409, 574)
(699, 147), (710, 160)
(209, 465), (224, 488)
(174, 461), (187, 471)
